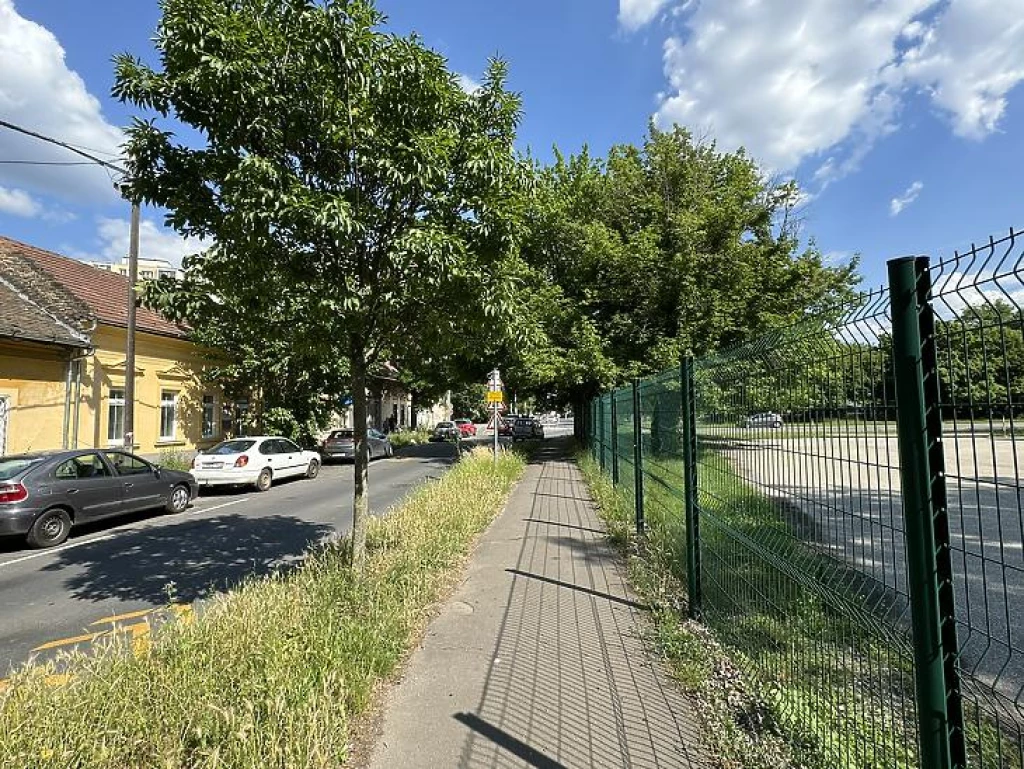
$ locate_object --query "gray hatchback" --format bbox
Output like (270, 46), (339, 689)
(0, 449), (198, 549)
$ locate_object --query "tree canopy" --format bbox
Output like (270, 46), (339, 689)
(117, 0), (531, 566)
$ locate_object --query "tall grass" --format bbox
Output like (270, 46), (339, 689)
(0, 447), (525, 769)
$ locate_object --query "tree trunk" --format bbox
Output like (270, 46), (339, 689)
(410, 391), (419, 429)
(350, 339), (370, 570)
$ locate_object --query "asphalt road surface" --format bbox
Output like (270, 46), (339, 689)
(0, 439), (482, 675)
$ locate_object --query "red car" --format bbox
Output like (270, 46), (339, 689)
(454, 419), (477, 438)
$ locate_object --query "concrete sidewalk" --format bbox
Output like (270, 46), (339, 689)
(365, 440), (709, 769)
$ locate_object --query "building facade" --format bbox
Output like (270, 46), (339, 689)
(0, 237), (222, 458)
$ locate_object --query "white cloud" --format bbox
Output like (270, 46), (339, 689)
(0, 185), (40, 217)
(890, 180), (923, 216)
(619, 0), (672, 31)
(0, 0), (124, 202)
(73, 216), (208, 268)
(456, 73), (481, 94)
(897, 0), (1024, 139)
(650, 0), (1024, 182)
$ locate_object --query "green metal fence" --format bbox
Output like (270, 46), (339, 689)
(586, 228), (1024, 769)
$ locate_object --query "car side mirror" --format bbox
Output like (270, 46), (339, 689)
(153, 466), (162, 478)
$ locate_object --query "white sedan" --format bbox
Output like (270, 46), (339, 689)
(191, 436), (321, 491)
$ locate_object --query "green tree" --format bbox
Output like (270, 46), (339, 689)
(116, 0), (529, 567)
(518, 126), (858, 402)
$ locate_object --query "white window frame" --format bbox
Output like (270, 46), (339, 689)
(201, 394), (217, 439)
(159, 390), (178, 440)
(107, 389), (125, 443)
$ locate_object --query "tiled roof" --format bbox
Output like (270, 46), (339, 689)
(0, 236), (187, 339)
(0, 280), (90, 348)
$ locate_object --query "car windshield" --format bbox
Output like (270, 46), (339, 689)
(328, 430), (354, 439)
(0, 456), (44, 481)
(206, 439), (256, 455)
(436, 422), (454, 429)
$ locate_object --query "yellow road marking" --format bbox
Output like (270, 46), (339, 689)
(31, 632), (100, 652)
(89, 608), (155, 626)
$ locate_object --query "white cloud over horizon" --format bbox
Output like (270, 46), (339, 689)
(637, 0), (1024, 187)
(890, 180), (924, 216)
(0, 0), (124, 203)
(68, 216), (209, 269)
(456, 73), (481, 94)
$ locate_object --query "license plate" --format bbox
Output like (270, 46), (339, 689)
(201, 462), (224, 469)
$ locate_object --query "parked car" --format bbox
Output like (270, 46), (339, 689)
(191, 436), (321, 491)
(430, 421), (460, 442)
(496, 417), (514, 436)
(454, 419), (477, 438)
(512, 417), (544, 441)
(0, 449), (198, 549)
(745, 412), (784, 429)
(320, 428), (394, 461)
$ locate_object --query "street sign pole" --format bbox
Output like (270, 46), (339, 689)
(489, 368), (501, 467)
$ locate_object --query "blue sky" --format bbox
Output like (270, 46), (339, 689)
(1, 0), (1022, 288)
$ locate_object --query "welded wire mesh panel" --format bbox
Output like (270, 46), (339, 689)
(694, 288), (922, 767)
(639, 369), (687, 581)
(614, 386), (636, 512)
(931, 229), (1024, 767)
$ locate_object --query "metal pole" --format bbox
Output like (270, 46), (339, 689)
(681, 356), (701, 618)
(493, 400), (498, 466)
(632, 378), (644, 535)
(888, 255), (965, 769)
(610, 393), (619, 485)
(599, 397), (606, 472)
(123, 202), (140, 450)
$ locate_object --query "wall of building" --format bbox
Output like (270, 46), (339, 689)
(0, 339), (76, 454)
(73, 325), (222, 459)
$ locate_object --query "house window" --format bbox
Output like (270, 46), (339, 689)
(107, 389), (125, 442)
(160, 391), (178, 440)
(202, 395), (216, 438)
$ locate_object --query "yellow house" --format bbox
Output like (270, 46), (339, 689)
(0, 236), (225, 459)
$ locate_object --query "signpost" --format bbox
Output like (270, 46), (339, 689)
(487, 368), (502, 465)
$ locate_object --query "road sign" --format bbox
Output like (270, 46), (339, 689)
(486, 390), (503, 403)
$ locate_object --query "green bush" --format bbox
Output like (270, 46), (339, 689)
(0, 447), (525, 769)
(388, 428), (432, 448)
(156, 448), (193, 471)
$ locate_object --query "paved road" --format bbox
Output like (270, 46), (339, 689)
(718, 431), (1024, 709)
(0, 440), (480, 675)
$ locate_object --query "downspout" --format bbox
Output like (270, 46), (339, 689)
(72, 350), (89, 448)
(62, 353), (74, 449)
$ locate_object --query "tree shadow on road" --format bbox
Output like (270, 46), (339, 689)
(40, 513), (332, 605)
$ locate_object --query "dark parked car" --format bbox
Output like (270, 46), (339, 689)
(0, 449), (198, 549)
(430, 421), (460, 442)
(512, 417), (544, 441)
(320, 429), (394, 461)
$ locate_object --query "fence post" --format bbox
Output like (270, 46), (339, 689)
(888, 255), (966, 769)
(611, 393), (619, 485)
(680, 356), (701, 619)
(599, 396), (606, 472)
(632, 378), (645, 534)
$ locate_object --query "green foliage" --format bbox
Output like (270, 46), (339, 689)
(511, 125), (858, 405)
(450, 383), (488, 421)
(156, 448), (192, 472)
(116, 0), (532, 562)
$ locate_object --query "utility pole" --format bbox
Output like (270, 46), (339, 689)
(0, 120), (140, 452)
(123, 203), (140, 449)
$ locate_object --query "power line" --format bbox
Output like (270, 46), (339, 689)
(0, 159), (98, 166)
(0, 119), (126, 175)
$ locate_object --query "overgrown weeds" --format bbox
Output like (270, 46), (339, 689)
(0, 447), (525, 769)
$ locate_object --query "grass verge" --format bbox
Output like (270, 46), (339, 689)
(578, 449), (802, 769)
(0, 446), (525, 769)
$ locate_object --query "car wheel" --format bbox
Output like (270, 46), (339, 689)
(773, 421), (783, 429)
(256, 468), (273, 492)
(385, 443), (393, 458)
(165, 484), (191, 513)
(306, 459), (320, 479)
(27, 508), (72, 549)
